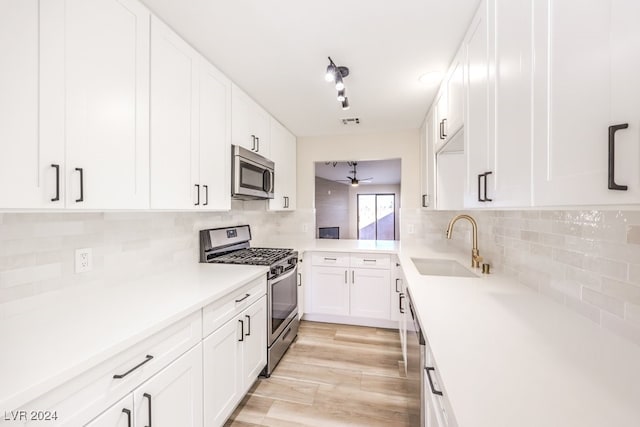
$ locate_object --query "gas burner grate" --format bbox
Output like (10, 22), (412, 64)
(208, 247), (293, 266)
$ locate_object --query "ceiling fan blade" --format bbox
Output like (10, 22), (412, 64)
(361, 177), (373, 181)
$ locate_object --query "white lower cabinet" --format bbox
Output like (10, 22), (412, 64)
(85, 395), (133, 427)
(307, 252), (393, 326)
(87, 344), (203, 427)
(203, 296), (267, 427)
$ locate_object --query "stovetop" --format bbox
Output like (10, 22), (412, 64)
(206, 247), (294, 266)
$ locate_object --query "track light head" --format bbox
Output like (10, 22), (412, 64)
(337, 89), (346, 102)
(335, 73), (344, 91)
(341, 97), (350, 110)
(325, 63), (336, 82)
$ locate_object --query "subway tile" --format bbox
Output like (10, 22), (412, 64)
(552, 221), (582, 238)
(565, 295), (601, 323)
(627, 225), (640, 245)
(0, 263), (62, 289)
(538, 233), (565, 247)
(601, 277), (640, 305)
(625, 303), (640, 326)
(582, 256), (628, 281)
(552, 248), (584, 268)
(581, 287), (625, 317)
(629, 264), (640, 286)
(549, 279), (582, 300)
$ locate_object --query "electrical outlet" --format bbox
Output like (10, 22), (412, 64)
(75, 248), (92, 273)
(407, 224), (415, 234)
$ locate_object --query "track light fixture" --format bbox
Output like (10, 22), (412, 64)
(325, 56), (351, 109)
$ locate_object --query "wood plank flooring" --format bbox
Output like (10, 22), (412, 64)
(224, 321), (410, 427)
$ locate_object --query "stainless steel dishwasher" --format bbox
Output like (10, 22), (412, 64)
(405, 288), (425, 427)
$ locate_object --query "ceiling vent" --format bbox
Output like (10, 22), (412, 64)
(341, 118), (360, 125)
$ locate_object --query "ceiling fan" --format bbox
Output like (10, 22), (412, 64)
(335, 162), (372, 187)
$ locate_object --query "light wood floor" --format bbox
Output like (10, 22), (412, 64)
(224, 321), (411, 427)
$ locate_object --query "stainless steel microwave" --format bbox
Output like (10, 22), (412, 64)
(232, 145), (275, 200)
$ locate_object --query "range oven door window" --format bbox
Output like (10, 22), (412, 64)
(270, 268), (297, 335)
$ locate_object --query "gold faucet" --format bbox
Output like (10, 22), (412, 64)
(446, 214), (483, 268)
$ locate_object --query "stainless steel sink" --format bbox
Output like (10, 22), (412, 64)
(411, 257), (478, 278)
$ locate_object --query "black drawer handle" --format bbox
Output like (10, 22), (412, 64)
(477, 173), (485, 202)
(399, 292), (405, 314)
(75, 167), (84, 202)
(203, 185), (208, 205)
(608, 123), (629, 191)
(395, 278), (401, 293)
(251, 135), (256, 151)
(245, 314), (251, 336)
(425, 367), (443, 396)
(439, 120), (444, 140)
(51, 164), (60, 202)
(238, 319), (244, 342)
(113, 355), (154, 379)
(483, 171), (493, 202)
(324, 257), (337, 261)
(256, 137), (260, 152)
(194, 184), (200, 205)
(143, 393), (152, 427)
(363, 259), (377, 263)
(442, 118), (447, 138)
(122, 408), (132, 427)
(235, 293), (250, 303)
(422, 194), (429, 207)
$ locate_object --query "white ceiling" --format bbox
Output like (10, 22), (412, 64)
(140, 0), (480, 137)
(315, 159), (401, 185)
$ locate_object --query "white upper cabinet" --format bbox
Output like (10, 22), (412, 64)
(0, 0), (57, 209)
(268, 119), (297, 211)
(0, 0), (149, 210)
(65, 0), (150, 209)
(465, 0), (533, 208)
(231, 84), (271, 157)
(533, 0), (640, 206)
(150, 17), (231, 211)
(419, 111), (436, 209)
(446, 54), (465, 140)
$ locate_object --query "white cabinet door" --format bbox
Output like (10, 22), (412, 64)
(268, 119), (297, 211)
(446, 54), (464, 140)
(203, 317), (242, 427)
(198, 59), (232, 211)
(350, 268), (391, 320)
(232, 84), (271, 156)
(310, 267), (350, 316)
(150, 17), (199, 210)
(85, 395), (134, 427)
(464, 0), (491, 208)
(434, 93), (448, 152)
(0, 0), (63, 209)
(65, 0), (150, 209)
(491, 0), (532, 207)
(533, 0), (640, 206)
(241, 296), (267, 390)
(419, 111), (436, 209)
(134, 343), (203, 427)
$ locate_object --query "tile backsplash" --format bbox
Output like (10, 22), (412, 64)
(407, 208), (640, 346)
(0, 201), (314, 310)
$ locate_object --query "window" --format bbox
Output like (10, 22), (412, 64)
(357, 194), (395, 240)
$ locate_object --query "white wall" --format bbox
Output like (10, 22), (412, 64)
(315, 177), (350, 238)
(297, 130), (420, 213)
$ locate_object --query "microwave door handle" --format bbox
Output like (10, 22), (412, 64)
(270, 171), (274, 193)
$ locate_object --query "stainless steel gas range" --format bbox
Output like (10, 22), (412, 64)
(199, 225), (299, 377)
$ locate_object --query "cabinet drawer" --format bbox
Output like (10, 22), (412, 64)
(202, 276), (266, 338)
(18, 311), (201, 426)
(350, 253), (391, 269)
(310, 252), (350, 267)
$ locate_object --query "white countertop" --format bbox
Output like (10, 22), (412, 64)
(397, 245), (640, 427)
(0, 263), (268, 413)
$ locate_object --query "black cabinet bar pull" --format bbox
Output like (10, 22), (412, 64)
(399, 293), (405, 314)
(75, 167), (84, 202)
(439, 120), (444, 140)
(442, 118), (447, 138)
(113, 355), (154, 379)
(122, 408), (132, 427)
(238, 319), (244, 342)
(608, 123), (629, 191)
(484, 171), (493, 202)
(344, 270), (347, 284)
(324, 257), (337, 261)
(251, 135), (256, 151)
(298, 272), (302, 287)
(395, 278), (400, 293)
(194, 184), (200, 205)
(352, 270), (355, 283)
(425, 367), (444, 396)
(422, 194), (429, 207)
(235, 293), (250, 303)
(143, 393), (152, 427)
(51, 164), (60, 202)
(256, 137), (260, 152)
(477, 173), (485, 202)
(245, 314), (251, 336)
(203, 185), (208, 206)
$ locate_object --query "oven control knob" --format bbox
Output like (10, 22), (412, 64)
(277, 265), (285, 274)
(270, 267), (278, 277)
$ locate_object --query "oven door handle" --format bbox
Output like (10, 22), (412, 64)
(269, 267), (297, 285)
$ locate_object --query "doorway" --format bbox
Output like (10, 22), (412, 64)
(357, 194), (395, 240)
